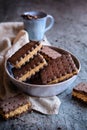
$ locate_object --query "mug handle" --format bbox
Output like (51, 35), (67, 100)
(45, 15), (54, 32)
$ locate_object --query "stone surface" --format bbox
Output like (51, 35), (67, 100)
(0, 0), (87, 130)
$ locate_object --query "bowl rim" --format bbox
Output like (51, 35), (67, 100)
(5, 45), (81, 88)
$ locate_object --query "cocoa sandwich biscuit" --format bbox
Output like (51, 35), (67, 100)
(12, 54), (47, 82)
(0, 94), (31, 119)
(26, 72), (42, 85)
(40, 46), (61, 61)
(72, 82), (87, 103)
(40, 54), (78, 84)
(8, 41), (42, 68)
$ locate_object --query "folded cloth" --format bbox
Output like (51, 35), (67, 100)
(0, 22), (61, 115)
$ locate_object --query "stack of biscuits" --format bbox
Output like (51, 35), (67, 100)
(7, 41), (79, 85)
(8, 41), (47, 82)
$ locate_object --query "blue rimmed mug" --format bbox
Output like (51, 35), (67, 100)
(22, 11), (54, 41)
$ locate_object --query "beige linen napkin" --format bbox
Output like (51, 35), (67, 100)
(0, 22), (61, 115)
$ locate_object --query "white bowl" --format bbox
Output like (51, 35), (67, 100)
(5, 46), (81, 97)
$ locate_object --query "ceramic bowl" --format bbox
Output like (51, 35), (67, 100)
(5, 46), (81, 97)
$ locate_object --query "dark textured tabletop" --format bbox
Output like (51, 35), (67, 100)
(0, 0), (87, 130)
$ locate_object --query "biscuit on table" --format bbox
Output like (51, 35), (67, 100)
(0, 94), (31, 119)
(72, 82), (87, 103)
(40, 54), (78, 84)
(40, 46), (61, 61)
(8, 41), (42, 68)
(12, 54), (47, 82)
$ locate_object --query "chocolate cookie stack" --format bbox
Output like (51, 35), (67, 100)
(8, 41), (79, 85)
(8, 41), (47, 82)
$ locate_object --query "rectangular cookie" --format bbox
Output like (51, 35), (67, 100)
(40, 46), (61, 61)
(12, 54), (47, 82)
(40, 54), (78, 84)
(72, 82), (87, 103)
(8, 41), (42, 68)
(0, 94), (31, 119)
(26, 72), (42, 85)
